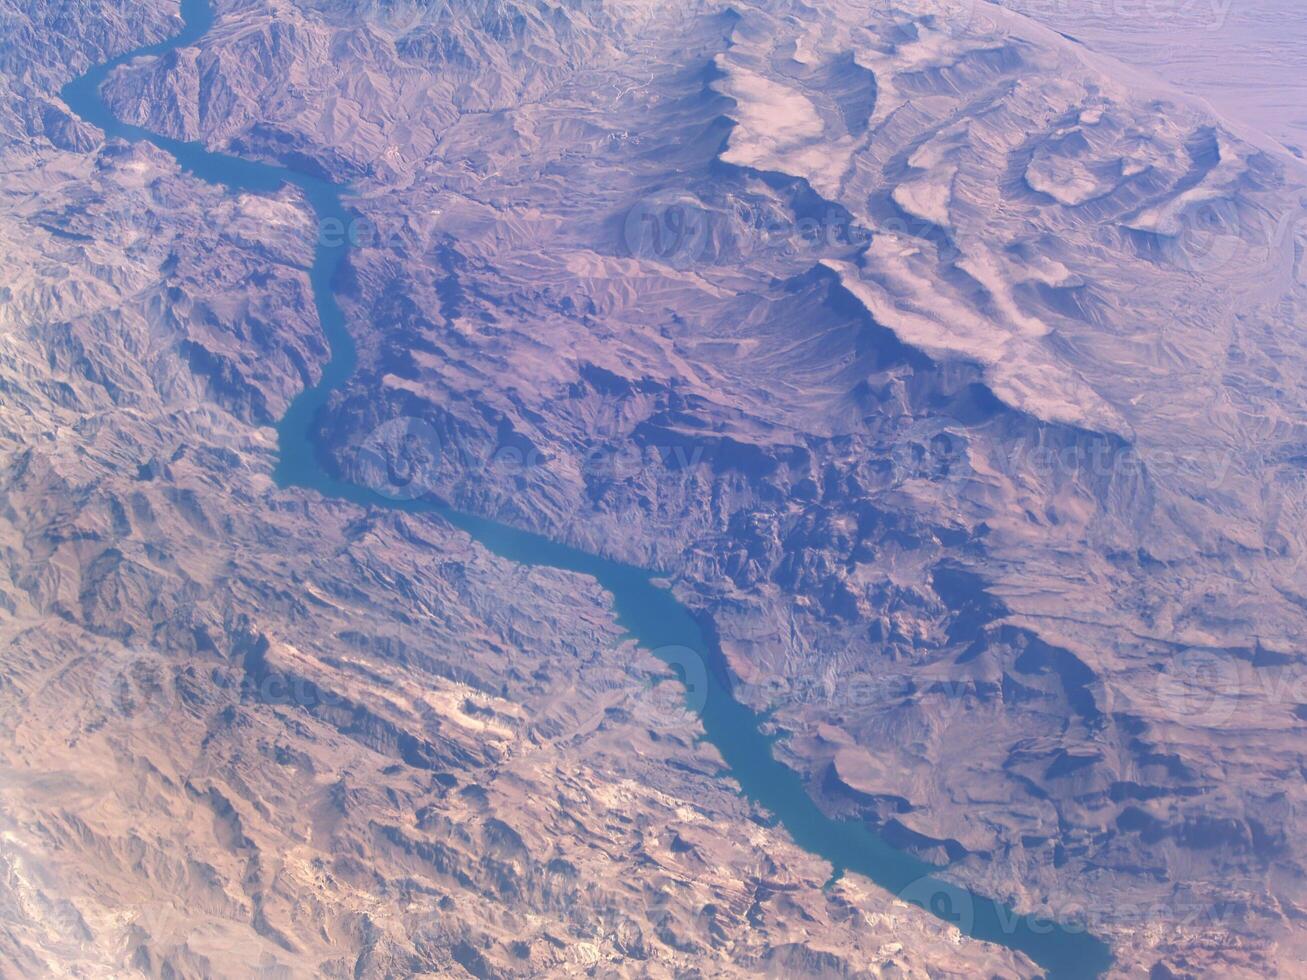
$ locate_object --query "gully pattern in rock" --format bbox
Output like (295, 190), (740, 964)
(2, 0), (1306, 977)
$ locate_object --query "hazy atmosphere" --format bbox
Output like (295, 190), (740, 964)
(2, 0), (1305, 977)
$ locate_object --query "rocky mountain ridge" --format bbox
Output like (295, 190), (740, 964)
(0, 1), (1048, 976)
(2, 0), (1305, 975)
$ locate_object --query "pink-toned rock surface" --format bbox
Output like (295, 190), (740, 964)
(3, 0), (1306, 975)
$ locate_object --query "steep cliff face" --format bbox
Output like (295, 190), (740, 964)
(0, 2), (1045, 978)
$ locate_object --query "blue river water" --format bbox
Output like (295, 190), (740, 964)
(61, 2), (1113, 975)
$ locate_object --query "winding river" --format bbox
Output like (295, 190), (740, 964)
(61, 2), (1113, 975)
